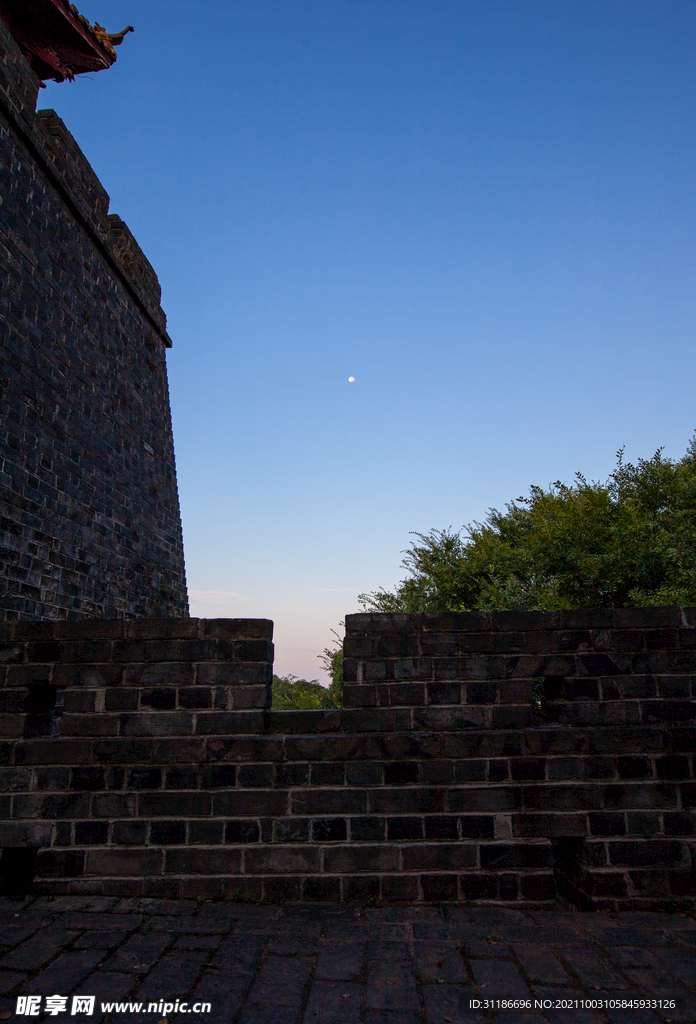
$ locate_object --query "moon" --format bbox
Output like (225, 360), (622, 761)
(348, 376), (355, 382)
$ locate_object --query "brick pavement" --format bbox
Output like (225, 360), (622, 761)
(0, 897), (694, 1024)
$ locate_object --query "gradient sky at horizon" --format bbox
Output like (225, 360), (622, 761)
(43, 0), (696, 681)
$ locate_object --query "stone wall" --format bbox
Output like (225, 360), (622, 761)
(1, 610), (694, 910)
(0, 16), (188, 620)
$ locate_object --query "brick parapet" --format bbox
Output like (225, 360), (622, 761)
(0, 612), (695, 909)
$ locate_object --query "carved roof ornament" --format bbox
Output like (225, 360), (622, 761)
(0, 0), (133, 83)
(91, 23), (134, 61)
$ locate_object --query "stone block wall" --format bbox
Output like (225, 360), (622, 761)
(1, 610), (694, 910)
(0, 16), (188, 620)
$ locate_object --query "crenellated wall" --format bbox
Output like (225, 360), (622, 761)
(1, 610), (694, 910)
(0, 16), (188, 620)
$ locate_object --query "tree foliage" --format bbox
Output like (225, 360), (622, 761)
(318, 628), (343, 707)
(272, 674), (341, 710)
(359, 438), (696, 612)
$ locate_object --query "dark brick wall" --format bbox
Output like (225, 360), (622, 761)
(343, 608), (696, 909)
(0, 18), (188, 620)
(1, 610), (694, 910)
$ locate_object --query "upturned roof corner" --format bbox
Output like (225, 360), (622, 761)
(0, 0), (133, 83)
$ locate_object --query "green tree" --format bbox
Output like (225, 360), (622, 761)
(271, 674), (340, 710)
(359, 437), (696, 612)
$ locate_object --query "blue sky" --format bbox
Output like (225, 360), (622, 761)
(44, 0), (696, 680)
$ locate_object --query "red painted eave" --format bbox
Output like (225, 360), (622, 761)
(0, 0), (118, 82)
(46, 0), (116, 64)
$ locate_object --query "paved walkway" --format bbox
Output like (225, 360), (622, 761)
(0, 897), (694, 1024)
